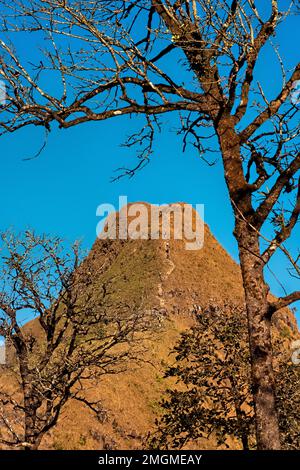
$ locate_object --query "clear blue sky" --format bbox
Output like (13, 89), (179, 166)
(0, 3), (299, 320)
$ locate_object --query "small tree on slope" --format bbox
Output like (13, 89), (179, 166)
(151, 304), (300, 450)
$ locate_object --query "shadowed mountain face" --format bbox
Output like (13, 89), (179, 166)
(0, 204), (298, 450)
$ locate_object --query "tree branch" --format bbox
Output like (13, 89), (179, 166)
(239, 63), (300, 143)
(253, 152), (300, 229)
(269, 291), (300, 315)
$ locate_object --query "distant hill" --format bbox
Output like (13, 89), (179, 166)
(0, 204), (298, 450)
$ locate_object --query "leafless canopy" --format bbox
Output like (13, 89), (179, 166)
(0, 0), (299, 307)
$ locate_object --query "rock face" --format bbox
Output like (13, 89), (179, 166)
(0, 203), (298, 450)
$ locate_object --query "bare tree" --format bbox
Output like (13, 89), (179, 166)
(0, 230), (153, 450)
(0, 0), (299, 449)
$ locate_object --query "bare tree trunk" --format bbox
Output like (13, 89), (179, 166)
(217, 115), (281, 449)
(235, 221), (281, 450)
(23, 388), (39, 450)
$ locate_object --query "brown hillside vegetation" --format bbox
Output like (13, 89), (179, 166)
(0, 204), (298, 450)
